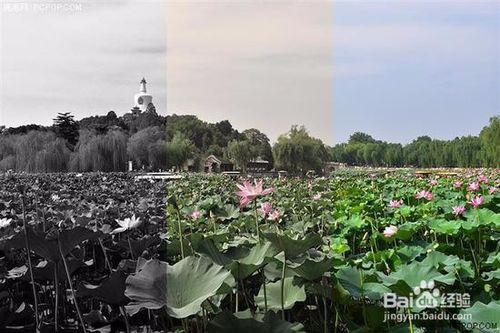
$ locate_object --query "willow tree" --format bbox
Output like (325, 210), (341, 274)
(479, 116), (500, 167)
(166, 132), (196, 170)
(127, 126), (165, 169)
(70, 129), (128, 171)
(273, 126), (328, 174)
(226, 139), (252, 172)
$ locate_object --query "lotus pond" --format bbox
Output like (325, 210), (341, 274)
(166, 169), (499, 333)
(0, 173), (167, 332)
(0, 170), (498, 332)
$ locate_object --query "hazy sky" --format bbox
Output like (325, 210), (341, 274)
(1, 0), (498, 145)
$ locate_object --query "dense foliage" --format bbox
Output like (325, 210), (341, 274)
(166, 170), (499, 332)
(0, 113), (274, 173)
(0, 111), (168, 172)
(1, 113), (498, 173)
(273, 126), (330, 173)
(330, 117), (499, 168)
(0, 173), (167, 332)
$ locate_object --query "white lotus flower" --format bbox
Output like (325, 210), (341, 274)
(383, 225), (398, 238)
(51, 194), (60, 201)
(0, 218), (12, 229)
(111, 215), (142, 234)
(7, 265), (28, 279)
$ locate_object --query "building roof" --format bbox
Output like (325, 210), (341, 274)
(249, 157), (269, 164)
(205, 155), (222, 165)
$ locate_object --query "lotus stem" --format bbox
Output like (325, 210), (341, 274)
(334, 306), (339, 333)
(360, 270), (368, 327)
(20, 193), (40, 330)
(253, 200), (260, 240)
(119, 306), (131, 333)
(54, 262), (59, 333)
(127, 233), (135, 260)
(262, 268), (268, 312)
(322, 277), (328, 333)
(211, 214), (217, 234)
(176, 212), (185, 259)
(323, 296), (328, 333)
(58, 236), (87, 333)
(407, 307), (414, 333)
(147, 309), (152, 333)
(281, 255), (286, 320)
(235, 284), (239, 313)
(469, 241), (479, 276)
(98, 238), (112, 272)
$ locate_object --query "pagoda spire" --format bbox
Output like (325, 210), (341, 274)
(140, 77), (147, 93)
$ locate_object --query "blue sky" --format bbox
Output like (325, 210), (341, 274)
(333, 1), (499, 144)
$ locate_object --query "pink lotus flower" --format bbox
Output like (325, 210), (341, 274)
(312, 193), (322, 201)
(383, 225), (398, 238)
(468, 182), (480, 192)
(469, 196), (485, 208)
(389, 199), (404, 208)
(260, 202), (273, 216)
(452, 206), (466, 216)
(453, 181), (463, 188)
(429, 179), (438, 186)
(478, 174), (489, 183)
(235, 179), (274, 208)
(267, 209), (282, 221)
(416, 190), (433, 201)
(489, 187), (497, 194)
(189, 210), (202, 220)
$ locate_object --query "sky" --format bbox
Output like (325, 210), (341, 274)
(333, 1), (499, 144)
(0, 0), (167, 127)
(1, 0), (498, 145)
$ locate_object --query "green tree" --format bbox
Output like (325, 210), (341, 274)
(53, 112), (79, 147)
(127, 126), (165, 168)
(348, 132), (376, 144)
(69, 129), (128, 172)
(243, 128), (273, 166)
(479, 116), (500, 167)
(227, 140), (253, 172)
(166, 132), (196, 170)
(273, 126), (328, 173)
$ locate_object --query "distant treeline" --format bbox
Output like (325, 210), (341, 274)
(0, 111), (498, 173)
(330, 116), (499, 168)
